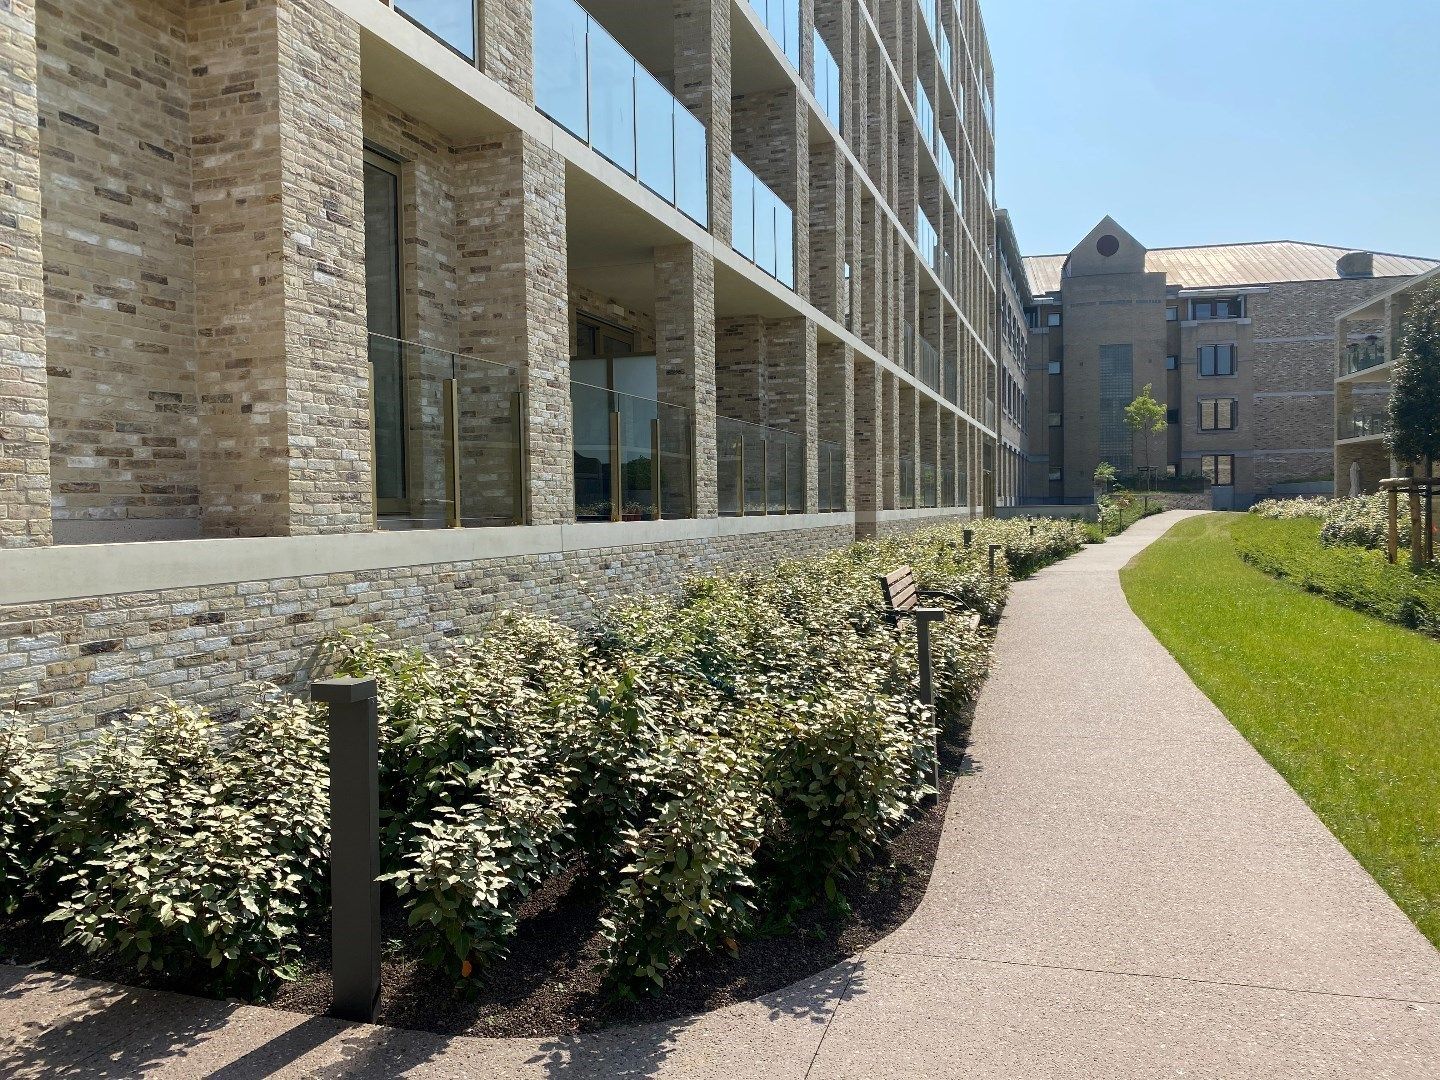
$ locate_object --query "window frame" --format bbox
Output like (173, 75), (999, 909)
(1197, 397), (1237, 432)
(1201, 453), (1235, 487)
(1198, 343), (1237, 377)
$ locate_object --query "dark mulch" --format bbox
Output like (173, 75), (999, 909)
(0, 709), (975, 1040)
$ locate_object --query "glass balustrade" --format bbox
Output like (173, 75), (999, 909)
(1337, 404), (1390, 441)
(918, 336), (941, 392)
(716, 415), (807, 515)
(913, 79), (937, 157)
(915, 207), (940, 276)
(899, 453), (916, 510)
(812, 29), (842, 132)
(731, 155), (795, 289)
(394, 0), (476, 60)
(368, 334), (524, 530)
(747, 0), (802, 70)
(941, 458), (957, 508)
(1342, 340), (1388, 376)
(818, 439), (846, 512)
(534, 0), (708, 226)
(920, 462), (938, 508)
(571, 375), (694, 522)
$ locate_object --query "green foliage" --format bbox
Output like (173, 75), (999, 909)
(1233, 516), (1440, 636)
(0, 723), (55, 915)
(1388, 276), (1440, 468)
(43, 700), (329, 998)
(1250, 494), (1410, 551)
(1124, 384), (1167, 476)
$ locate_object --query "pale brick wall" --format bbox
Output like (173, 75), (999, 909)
(0, 0), (51, 548)
(654, 243), (718, 517)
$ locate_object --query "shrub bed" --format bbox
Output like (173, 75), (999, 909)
(1250, 493), (1412, 551)
(0, 517), (1085, 1003)
(1234, 516), (1440, 637)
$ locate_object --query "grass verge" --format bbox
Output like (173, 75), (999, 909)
(1121, 513), (1440, 948)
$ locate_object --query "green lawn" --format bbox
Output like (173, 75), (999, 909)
(1121, 513), (1440, 947)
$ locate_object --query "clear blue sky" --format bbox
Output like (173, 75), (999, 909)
(984, 0), (1440, 259)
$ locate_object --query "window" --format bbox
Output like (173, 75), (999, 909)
(1166, 355), (1178, 370)
(1165, 407), (1180, 425)
(1048, 468), (1063, 482)
(1166, 305), (1179, 322)
(1198, 398), (1236, 431)
(364, 150), (407, 513)
(1047, 411), (1063, 428)
(1047, 312), (1062, 328)
(1099, 344), (1134, 472)
(1165, 463), (1179, 478)
(1191, 297), (1243, 320)
(1198, 344), (1237, 377)
(1047, 359), (1062, 375)
(1201, 454), (1235, 487)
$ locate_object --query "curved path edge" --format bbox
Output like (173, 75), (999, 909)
(3, 511), (1438, 1078)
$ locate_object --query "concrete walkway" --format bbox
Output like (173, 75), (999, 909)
(3, 511), (1438, 1077)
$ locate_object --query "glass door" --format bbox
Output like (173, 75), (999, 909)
(364, 150), (407, 515)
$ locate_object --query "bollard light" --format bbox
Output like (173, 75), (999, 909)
(312, 677), (381, 1023)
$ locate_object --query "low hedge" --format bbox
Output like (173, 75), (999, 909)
(0, 517), (1086, 1000)
(1233, 516), (1440, 637)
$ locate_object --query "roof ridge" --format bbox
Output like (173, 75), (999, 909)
(1024, 240), (1439, 263)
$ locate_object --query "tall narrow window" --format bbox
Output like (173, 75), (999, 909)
(364, 151), (406, 513)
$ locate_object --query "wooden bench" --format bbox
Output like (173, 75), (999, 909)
(878, 566), (982, 793)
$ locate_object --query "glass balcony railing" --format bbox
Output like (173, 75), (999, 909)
(731, 155), (795, 289)
(918, 336), (941, 393)
(812, 28), (842, 132)
(898, 453), (917, 510)
(818, 439), (846, 512)
(747, 0), (802, 70)
(1337, 404), (1390, 441)
(394, 0), (476, 60)
(914, 78), (937, 158)
(1342, 340), (1388, 376)
(920, 461), (938, 509)
(941, 457), (957, 508)
(915, 206), (940, 276)
(717, 415), (806, 515)
(571, 374), (693, 522)
(939, 133), (959, 199)
(369, 334), (524, 530)
(534, 0), (708, 226)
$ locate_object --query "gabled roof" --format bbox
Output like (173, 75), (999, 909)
(1023, 240), (1439, 296)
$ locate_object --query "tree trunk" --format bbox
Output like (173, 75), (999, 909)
(1409, 465), (1424, 572)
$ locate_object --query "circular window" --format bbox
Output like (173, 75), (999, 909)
(1097, 234), (1121, 258)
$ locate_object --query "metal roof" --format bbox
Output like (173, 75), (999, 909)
(1022, 241), (1439, 296)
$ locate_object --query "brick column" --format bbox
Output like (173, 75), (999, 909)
(0, 0), (50, 547)
(940, 408), (957, 507)
(853, 356), (882, 521)
(732, 87), (809, 302)
(809, 143), (846, 321)
(763, 317), (818, 513)
(883, 370), (899, 509)
(919, 395), (938, 506)
(674, 0), (731, 239)
(655, 243), (717, 519)
(817, 340), (854, 510)
(454, 131), (572, 526)
(481, 0), (533, 102)
(860, 195), (882, 350)
(191, 0), (371, 538)
(898, 383), (918, 506)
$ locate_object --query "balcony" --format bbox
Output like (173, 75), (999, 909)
(391, 0), (477, 60)
(731, 155), (796, 289)
(534, 0), (709, 226)
(745, 0), (802, 70)
(571, 366), (694, 522)
(818, 439), (847, 512)
(812, 28), (842, 132)
(1337, 404), (1390, 441)
(899, 453), (916, 509)
(717, 415), (805, 515)
(915, 206), (940, 277)
(920, 461), (938, 508)
(1342, 340), (1388, 377)
(368, 335), (525, 530)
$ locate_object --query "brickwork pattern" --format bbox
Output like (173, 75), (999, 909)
(654, 243), (718, 517)
(2, 523), (857, 742)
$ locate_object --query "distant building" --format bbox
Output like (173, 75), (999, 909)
(1022, 218), (1437, 508)
(995, 211), (1030, 506)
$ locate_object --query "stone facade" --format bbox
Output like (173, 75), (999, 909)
(1, 0), (1004, 737)
(1024, 217), (1437, 506)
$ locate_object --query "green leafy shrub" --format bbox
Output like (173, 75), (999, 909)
(1234, 516), (1440, 636)
(0, 721), (55, 915)
(44, 701), (329, 998)
(1251, 494), (1410, 551)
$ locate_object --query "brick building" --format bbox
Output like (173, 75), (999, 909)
(1022, 218), (1437, 508)
(994, 209), (1027, 505)
(0, 0), (1004, 738)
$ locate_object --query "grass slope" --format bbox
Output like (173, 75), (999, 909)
(1121, 513), (1440, 948)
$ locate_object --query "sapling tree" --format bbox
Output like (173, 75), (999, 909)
(1125, 385), (1167, 510)
(1387, 275), (1440, 566)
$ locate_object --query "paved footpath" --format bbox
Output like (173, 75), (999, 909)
(3, 512), (1438, 1078)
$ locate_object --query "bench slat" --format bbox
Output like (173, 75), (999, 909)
(883, 565), (914, 588)
(888, 583), (918, 610)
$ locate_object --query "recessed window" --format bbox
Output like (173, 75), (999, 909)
(1201, 454), (1235, 487)
(1097, 234), (1120, 257)
(1166, 355), (1178, 371)
(1166, 305), (1179, 322)
(1198, 344), (1237, 377)
(1048, 468), (1063, 482)
(1047, 312), (1062, 328)
(1191, 297), (1244, 320)
(1047, 359), (1062, 375)
(1198, 398), (1237, 431)
(1166, 407), (1180, 425)
(1165, 463), (1179, 478)
(1048, 412), (1063, 428)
